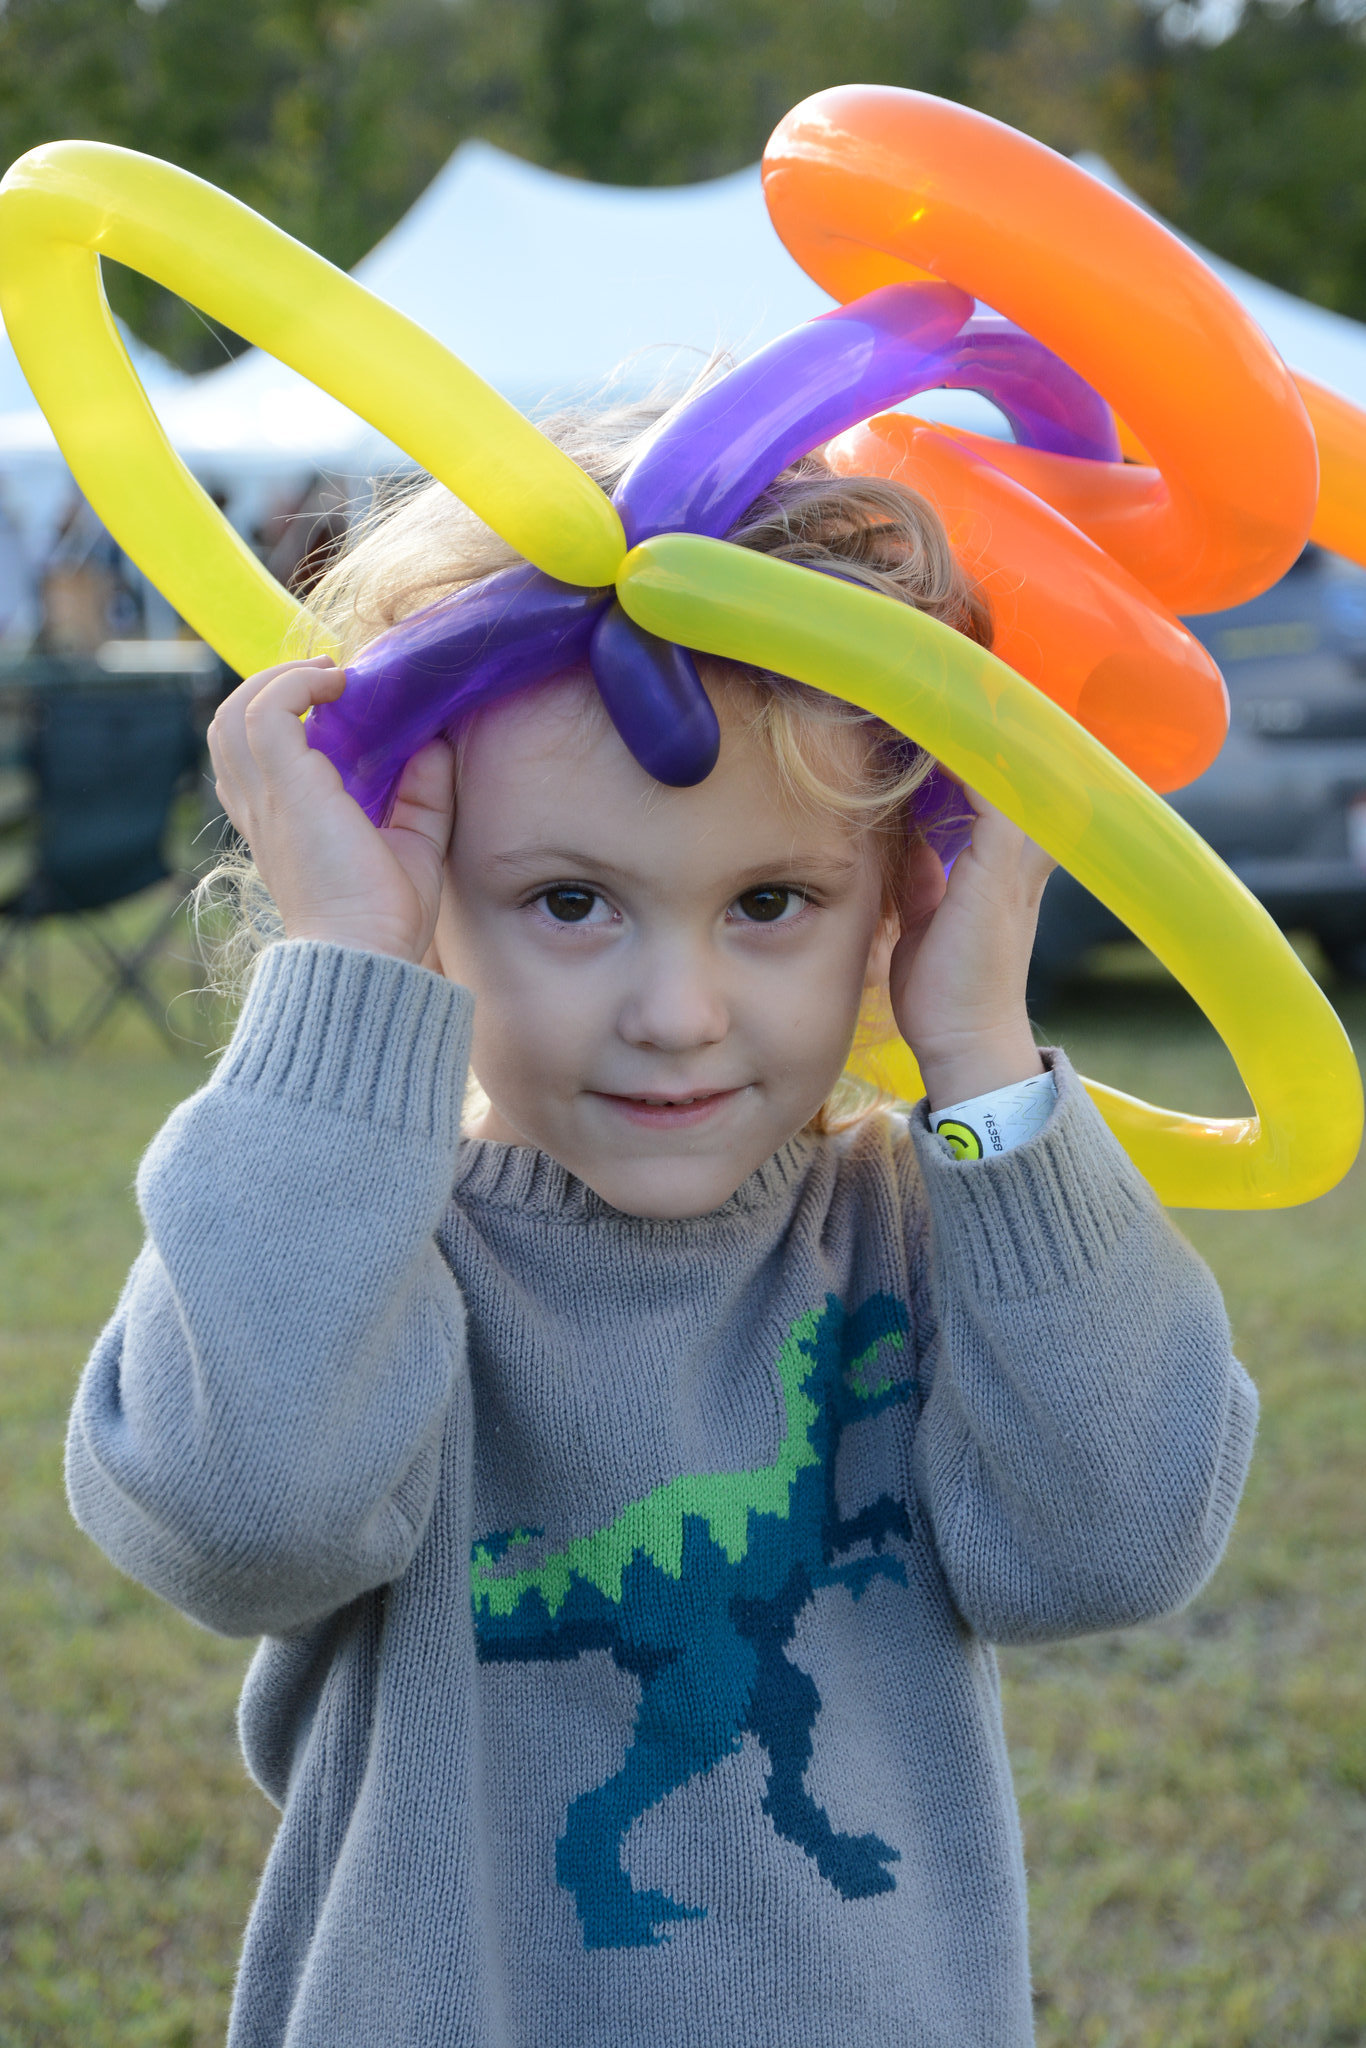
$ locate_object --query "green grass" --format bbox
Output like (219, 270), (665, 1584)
(1009, 969), (1366, 2047)
(0, 934), (1363, 2047)
(0, 931), (270, 2048)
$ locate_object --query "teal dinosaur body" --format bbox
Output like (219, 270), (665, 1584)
(471, 1292), (919, 1949)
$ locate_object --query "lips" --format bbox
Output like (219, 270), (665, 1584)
(620, 1091), (727, 1106)
(593, 1087), (745, 1130)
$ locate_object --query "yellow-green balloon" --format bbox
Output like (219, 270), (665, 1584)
(1, 139), (1359, 1209)
(0, 141), (626, 676)
(617, 533), (1363, 1210)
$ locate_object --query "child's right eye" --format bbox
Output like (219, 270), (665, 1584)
(539, 886), (601, 924)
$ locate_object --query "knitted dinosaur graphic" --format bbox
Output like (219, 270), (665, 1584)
(470, 1291), (919, 1950)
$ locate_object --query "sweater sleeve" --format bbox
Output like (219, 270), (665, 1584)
(906, 1050), (1258, 1646)
(65, 941), (474, 1640)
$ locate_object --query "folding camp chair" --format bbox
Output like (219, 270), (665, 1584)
(0, 684), (203, 1049)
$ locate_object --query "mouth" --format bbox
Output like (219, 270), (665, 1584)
(592, 1087), (745, 1130)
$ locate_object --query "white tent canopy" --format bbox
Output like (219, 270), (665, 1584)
(1, 137), (1365, 563)
(158, 144), (837, 474)
(0, 137), (1066, 507)
(0, 144), (835, 492)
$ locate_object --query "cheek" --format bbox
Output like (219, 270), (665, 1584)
(450, 914), (604, 1100)
(749, 907), (883, 1074)
(471, 1003), (561, 1105)
(437, 868), (534, 1001)
(466, 976), (587, 1128)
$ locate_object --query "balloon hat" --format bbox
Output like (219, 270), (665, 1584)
(0, 86), (1361, 1208)
(298, 276), (1124, 847)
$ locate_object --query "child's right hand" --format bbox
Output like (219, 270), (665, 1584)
(208, 658), (456, 964)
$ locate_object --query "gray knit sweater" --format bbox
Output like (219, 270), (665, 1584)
(66, 941), (1257, 2048)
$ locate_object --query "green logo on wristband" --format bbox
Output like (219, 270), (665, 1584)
(935, 1118), (983, 1161)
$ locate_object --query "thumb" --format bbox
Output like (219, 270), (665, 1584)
(385, 738), (458, 859)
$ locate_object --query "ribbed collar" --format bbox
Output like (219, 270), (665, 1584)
(450, 1130), (821, 1227)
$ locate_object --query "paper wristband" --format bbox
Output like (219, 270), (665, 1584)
(929, 1072), (1057, 1161)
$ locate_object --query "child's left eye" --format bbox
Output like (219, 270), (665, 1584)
(731, 886), (804, 924)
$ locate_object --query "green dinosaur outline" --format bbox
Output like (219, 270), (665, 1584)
(470, 1307), (904, 1617)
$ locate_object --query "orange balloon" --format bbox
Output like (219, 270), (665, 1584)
(762, 91), (1319, 794)
(1108, 361), (1366, 584)
(1295, 373), (1366, 568)
(827, 417), (1229, 791)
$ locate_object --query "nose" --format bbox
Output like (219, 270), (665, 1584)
(616, 937), (730, 1053)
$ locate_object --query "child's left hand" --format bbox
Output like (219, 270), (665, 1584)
(888, 790), (1055, 1111)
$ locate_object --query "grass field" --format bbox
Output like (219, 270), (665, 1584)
(1, 933), (1363, 2048)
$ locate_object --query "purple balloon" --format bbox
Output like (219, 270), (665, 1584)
(308, 563), (608, 822)
(911, 760), (977, 868)
(306, 280), (1121, 818)
(613, 281), (973, 547)
(600, 281), (977, 783)
(589, 603), (722, 786)
(935, 314), (1121, 463)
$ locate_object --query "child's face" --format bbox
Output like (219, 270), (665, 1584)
(431, 679), (894, 1218)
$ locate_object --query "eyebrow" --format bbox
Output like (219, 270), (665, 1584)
(486, 845), (863, 887)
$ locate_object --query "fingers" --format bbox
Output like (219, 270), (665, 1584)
(897, 834), (947, 941)
(205, 660), (450, 961)
(242, 662), (346, 781)
(209, 660), (345, 831)
(960, 786), (1056, 893)
(209, 654), (337, 747)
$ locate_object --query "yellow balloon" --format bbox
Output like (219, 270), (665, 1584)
(0, 141), (626, 676)
(2, 142), (1359, 1208)
(616, 533), (1364, 1211)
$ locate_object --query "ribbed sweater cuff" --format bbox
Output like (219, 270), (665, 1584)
(212, 941), (474, 1153)
(908, 1049), (1151, 1300)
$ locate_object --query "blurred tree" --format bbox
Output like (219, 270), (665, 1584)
(536, 0), (1026, 186)
(974, 0), (1366, 322)
(970, 0), (1148, 162)
(0, 0), (546, 367)
(0, 0), (1024, 368)
(1134, 0), (1366, 320)
(2, 0), (1364, 368)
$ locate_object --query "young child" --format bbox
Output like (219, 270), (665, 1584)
(66, 406), (1257, 2048)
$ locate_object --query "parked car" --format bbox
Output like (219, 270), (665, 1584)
(1029, 545), (1366, 1002)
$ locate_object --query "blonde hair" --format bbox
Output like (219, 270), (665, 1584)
(198, 363), (990, 1125)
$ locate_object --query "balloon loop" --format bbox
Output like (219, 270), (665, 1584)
(0, 96), (1359, 1207)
